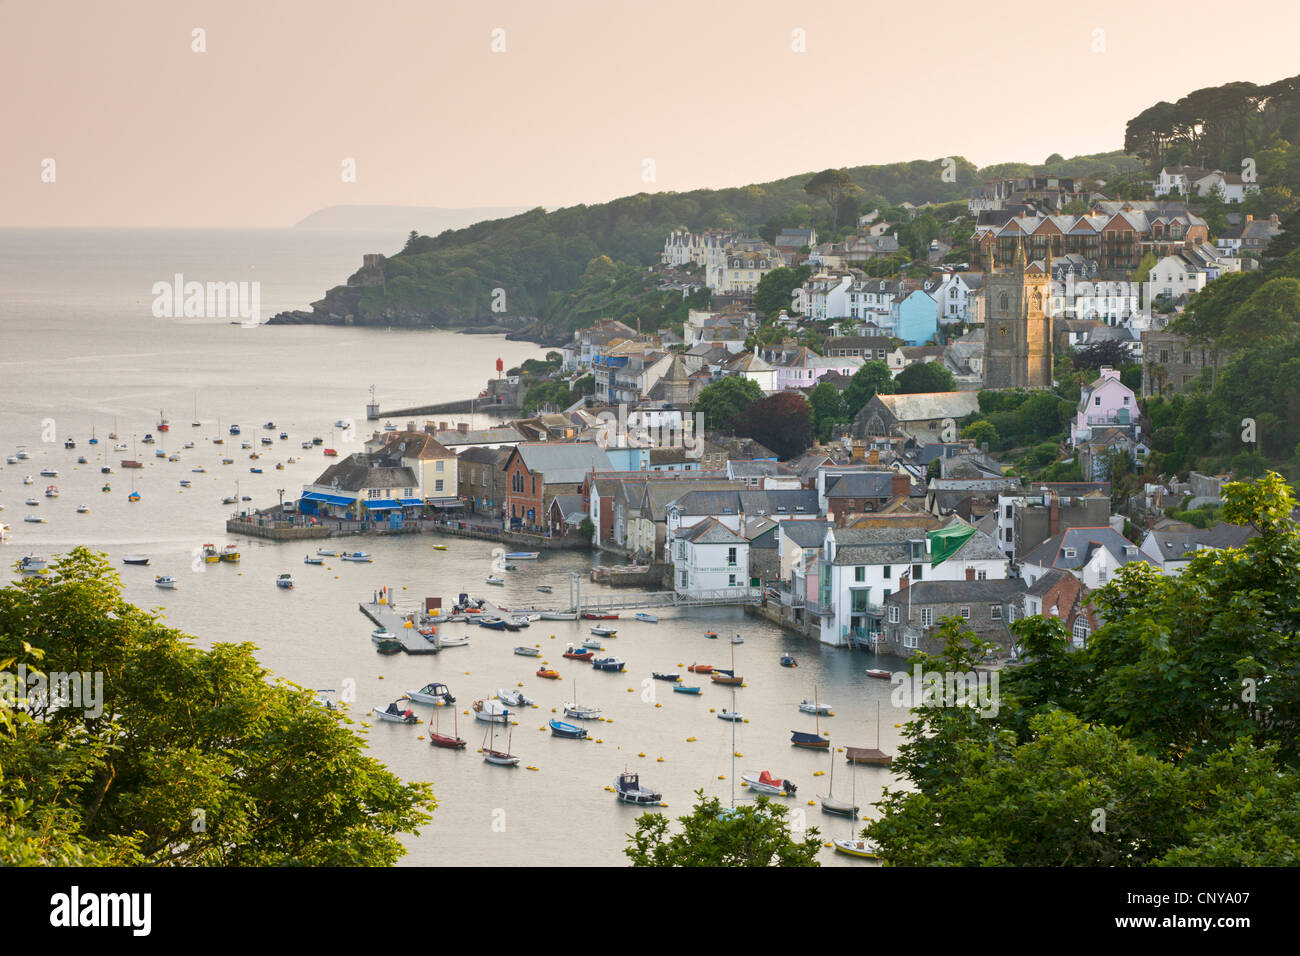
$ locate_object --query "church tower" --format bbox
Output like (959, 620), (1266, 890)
(982, 238), (1054, 389)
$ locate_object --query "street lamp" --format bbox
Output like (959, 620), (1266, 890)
(277, 488), (285, 512)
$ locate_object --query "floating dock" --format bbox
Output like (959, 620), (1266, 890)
(358, 601), (440, 654)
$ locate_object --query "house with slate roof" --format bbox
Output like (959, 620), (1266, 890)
(300, 455), (422, 522)
(884, 577), (1028, 655)
(503, 442), (614, 533)
(1019, 526), (1148, 588)
(671, 517), (753, 598)
(1138, 522), (1257, 576)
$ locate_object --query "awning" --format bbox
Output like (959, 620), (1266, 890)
(364, 499), (401, 511)
(398, 497), (424, 507)
(426, 498), (464, 509)
(302, 491), (357, 506)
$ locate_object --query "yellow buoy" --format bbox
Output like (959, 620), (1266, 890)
(717, 775), (725, 780)
(686, 737), (696, 742)
(654, 703), (661, 708)
(807, 800), (815, 806)
(638, 752), (645, 758)
(657, 757), (664, 762)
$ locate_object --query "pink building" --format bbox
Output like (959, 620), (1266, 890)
(771, 347), (863, 392)
(1072, 366), (1139, 447)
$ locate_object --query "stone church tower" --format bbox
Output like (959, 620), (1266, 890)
(982, 239), (1054, 389)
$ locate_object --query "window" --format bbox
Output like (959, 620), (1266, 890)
(888, 605), (899, 623)
(1072, 620), (1089, 647)
(959, 606), (971, 619)
(977, 570), (987, 581)
(435, 479), (444, 492)
(920, 608), (933, 626)
(902, 633), (918, 649)
(990, 605), (1002, 620)
(912, 564), (923, 581)
(882, 565), (891, 578)
(854, 566), (865, 582)
(436, 460), (444, 472)
(728, 574), (737, 587)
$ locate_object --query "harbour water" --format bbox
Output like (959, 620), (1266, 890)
(0, 229), (909, 866)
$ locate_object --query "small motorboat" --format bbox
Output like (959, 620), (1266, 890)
(339, 551), (372, 562)
(5, 455), (16, 465)
(687, 663), (713, 674)
(154, 575), (178, 590)
(201, 544), (220, 563)
(582, 612), (618, 620)
(439, 636), (470, 648)
(279, 432), (288, 440)
(275, 463), (284, 470)
(240, 441), (251, 449)
(535, 668), (561, 680)
(473, 698), (510, 723)
(39, 468), (58, 477)
(24, 498), (38, 507)
(323, 448), (338, 458)
(717, 709), (744, 722)
(301, 441), (313, 449)
(220, 458), (233, 465)
(221, 496), (237, 505)
(264, 422), (276, 430)
(549, 719), (588, 739)
(589, 626), (617, 638)
(865, 669), (892, 680)
(23, 516), (45, 524)
(192, 466), (206, 473)
(741, 771), (797, 796)
(499, 563), (518, 571)
(183, 442), (194, 449)
(496, 688), (534, 707)
(22, 476), (34, 485)
(15, 449), (30, 459)
(613, 771), (661, 805)
(221, 545), (240, 563)
(540, 611), (577, 620)
(372, 701), (419, 724)
(513, 646), (541, 657)
(229, 425), (241, 435)
(101, 484), (111, 492)
(375, 638), (403, 655)
(371, 628), (396, 643)
(122, 555), (150, 566)
(504, 551), (539, 561)
(651, 672), (680, 682)
(591, 657), (625, 672)
(63, 438), (76, 449)
(408, 682), (455, 706)
(704, 631), (719, 639)
(311, 437), (323, 445)
(833, 839), (881, 860)
(634, 612), (658, 623)
(563, 645), (594, 661)
(333, 419), (349, 429)
(581, 638), (604, 650)
(249, 468), (263, 474)
(316, 548), (338, 556)
(672, 685), (702, 695)
(485, 576), (505, 586)
(76, 504), (89, 514)
(780, 655), (798, 667)
(127, 491), (140, 502)
(44, 485), (59, 498)
(141, 435), (154, 445)
(732, 635), (744, 644)
(275, 572), (294, 589)
(799, 699), (833, 716)
(76, 456), (87, 464)
(168, 454), (180, 462)
(261, 437), (273, 446)
(304, 555), (324, 565)
(535, 585), (552, 593)
(179, 479), (192, 487)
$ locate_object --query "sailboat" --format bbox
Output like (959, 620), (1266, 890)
(192, 393), (201, 428)
(798, 685), (832, 715)
(564, 678), (601, 720)
(710, 636), (743, 686)
(831, 762), (879, 859)
(846, 701), (893, 767)
(791, 688), (830, 750)
(429, 703), (467, 749)
(482, 721), (519, 767)
(819, 741), (859, 818)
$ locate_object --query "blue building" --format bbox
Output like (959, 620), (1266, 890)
(892, 290), (939, 347)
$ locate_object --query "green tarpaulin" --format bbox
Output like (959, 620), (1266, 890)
(928, 524), (975, 566)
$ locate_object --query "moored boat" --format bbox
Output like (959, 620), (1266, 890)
(549, 719), (588, 739)
(339, 551), (372, 562)
(613, 771), (661, 805)
(535, 668), (561, 680)
(651, 672), (679, 682)
(634, 612), (659, 623)
(473, 698), (510, 723)
(407, 682), (455, 706)
(799, 699), (833, 716)
(201, 543), (220, 563)
(540, 610), (576, 620)
(154, 575), (178, 589)
(687, 663), (713, 673)
(221, 544), (240, 562)
(513, 645), (541, 657)
(304, 555), (324, 565)
(865, 668), (892, 680)
(832, 839), (881, 859)
(563, 645), (594, 661)
(497, 688), (534, 707)
(780, 654), (798, 667)
(790, 730), (829, 750)
(504, 552), (539, 560)
(485, 575), (505, 586)
(275, 572), (294, 589)
(122, 555), (150, 566)
(717, 709), (744, 721)
(582, 611), (618, 620)
(740, 771), (797, 796)
(589, 625), (617, 638)
(591, 657), (625, 672)
(372, 701), (419, 724)
(672, 685), (701, 695)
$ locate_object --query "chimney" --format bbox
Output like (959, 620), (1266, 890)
(1244, 214), (1253, 224)
(892, 472), (910, 497)
(1049, 492), (1060, 537)
(898, 571), (909, 591)
(965, 566), (976, 581)
(868, 448), (880, 466)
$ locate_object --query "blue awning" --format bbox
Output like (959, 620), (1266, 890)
(364, 499), (401, 511)
(302, 491), (356, 506)
(398, 497), (424, 506)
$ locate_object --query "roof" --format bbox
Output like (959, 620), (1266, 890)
(509, 442), (615, 485)
(311, 455), (417, 493)
(873, 391), (982, 422)
(780, 519), (833, 549)
(885, 578), (1026, 605)
(1021, 527), (1148, 571)
(1144, 523), (1257, 562)
(825, 472), (898, 499)
(679, 516), (750, 545)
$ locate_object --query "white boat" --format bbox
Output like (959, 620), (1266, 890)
(24, 498), (39, 507)
(496, 688), (534, 707)
(732, 635), (744, 644)
(22, 476), (33, 485)
(485, 576), (505, 586)
(183, 442), (194, 449)
(799, 699), (833, 716)
(23, 516), (45, 524)
(563, 679), (601, 720)
(154, 575), (179, 589)
(304, 555), (324, 565)
(589, 625), (617, 638)
(513, 646), (541, 657)
(76, 504), (89, 514)
(740, 771), (798, 796)
(372, 702), (419, 724)
(371, 628), (395, 643)
(540, 611), (577, 620)
(439, 636), (470, 648)
(717, 709), (745, 722)
(276, 572), (294, 589)
(503, 551), (539, 560)
(832, 839), (880, 860)
(39, 468), (58, 477)
(5, 455), (17, 465)
(634, 612), (659, 623)
(15, 448), (29, 460)
(581, 638), (604, 650)
(333, 419), (350, 429)
(473, 698), (510, 723)
(316, 548), (338, 556)
(407, 682), (456, 706)
(17, 556), (47, 573)
(339, 551), (372, 562)
(482, 723), (519, 767)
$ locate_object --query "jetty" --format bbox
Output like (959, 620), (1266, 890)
(358, 600), (440, 655)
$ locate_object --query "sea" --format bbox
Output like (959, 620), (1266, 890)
(0, 228), (909, 866)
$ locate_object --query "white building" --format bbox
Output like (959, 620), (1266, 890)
(672, 517), (753, 597)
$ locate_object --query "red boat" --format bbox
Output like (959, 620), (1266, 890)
(865, 669), (892, 680)
(536, 668), (561, 679)
(688, 663), (714, 674)
(157, 411), (169, 432)
(562, 647), (594, 661)
(323, 448), (338, 457)
(711, 671), (743, 686)
(582, 612), (619, 620)
(428, 710), (467, 749)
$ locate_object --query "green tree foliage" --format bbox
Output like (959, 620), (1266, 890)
(868, 474), (1300, 866)
(803, 169), (862, 232)
(842, 360), (896, 419)
(0, 550), (435, 865)
(626, 790), (821, 867)
(960, 420), (999, 446)
(738, 391), (813, 461)
(809, 382), (848, 442)
(753, 265), (812, 317)
(895, 361), (956, 394)
(693, 376), (763, 434)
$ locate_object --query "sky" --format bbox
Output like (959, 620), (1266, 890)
(3, 0), (1299, 228)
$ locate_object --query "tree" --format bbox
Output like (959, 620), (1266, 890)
(626, 790), (821, 867)
(842, 360), (896, 418)
(808, 382), (847, 442)
(960, 420), (999, 446)
(578, 516), (595, 541)
(693, 376), (763, 434)
(753, 265), (811, 318)
(895, 361), (956, 394)
(0, 550), (435, 865)
(738, 391), (813, 460)
(804, 169), (862, 232)
(1073, 339), (1133, 373)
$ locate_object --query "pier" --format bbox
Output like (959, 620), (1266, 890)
(358, 600), (441, 654)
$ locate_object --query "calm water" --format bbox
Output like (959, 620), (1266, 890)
(0, 230), (909, 866)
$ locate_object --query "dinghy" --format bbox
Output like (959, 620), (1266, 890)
(513, 646), (541, 657)
(496, 688), (534, 707)
(634, 612), (659, 623)
(589, 625), (617, 638)
(472, 698), (510, 723)
(563, 645), (594, 661)
(372, 701), (419, 724)
(740, 771), (797, 796)
(672, 685), (701, 695)
(549, 719), (588, 739)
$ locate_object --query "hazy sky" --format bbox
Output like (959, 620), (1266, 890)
(3, 0), (1298, 227)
